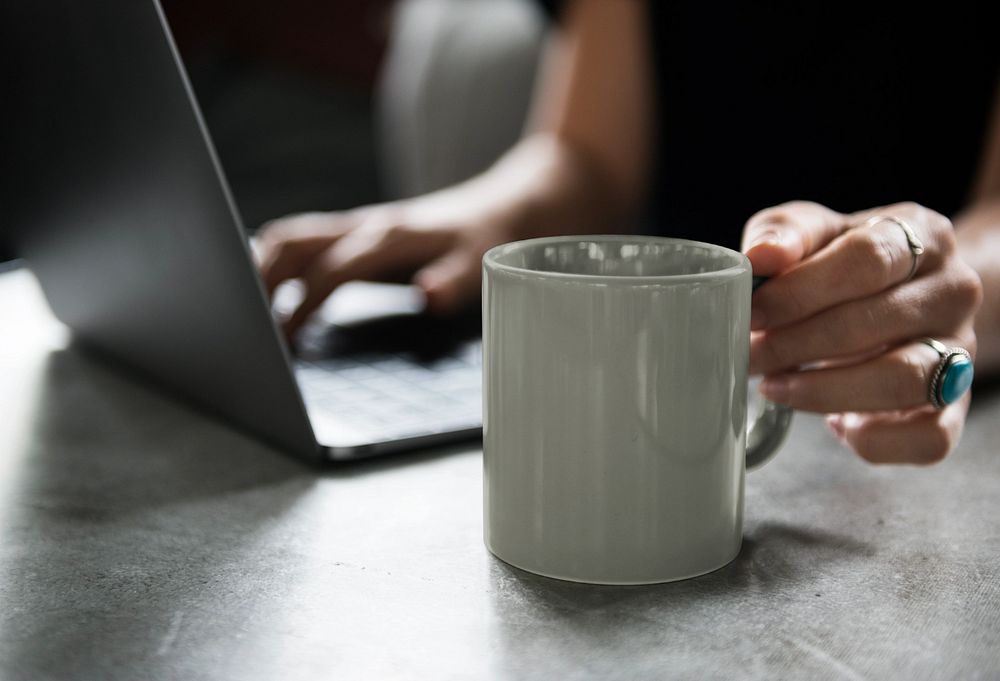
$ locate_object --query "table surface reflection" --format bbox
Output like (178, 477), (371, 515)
(1, 266), (998, 680)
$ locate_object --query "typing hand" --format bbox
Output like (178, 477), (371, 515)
(256, 200), (508, 337)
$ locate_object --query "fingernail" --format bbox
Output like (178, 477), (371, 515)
(841, 413), (863, 430)
(749, 229), (786, 249)
(825, 414), (845, 441)
(760, 375), (791, 403)
(750, 305), (767, 330)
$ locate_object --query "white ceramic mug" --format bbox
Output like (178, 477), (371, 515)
(482, 235), (792, 585)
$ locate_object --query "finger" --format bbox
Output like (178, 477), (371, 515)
(825, 393), (970, 464)
(413, 248), (482, 315)
(750, 267), (981, 374)
(257, 213), (354, 295)
(282, 227), (452, 336)
(282, 235), (397, 337)
(849, 202), (956, 259)
(751, 203), (955, 330)
(260, 237), (338, 296)
(742, 201), (849, 276)
(759, 333), (974, 413)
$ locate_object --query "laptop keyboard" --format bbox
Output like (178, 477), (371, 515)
(294, 341), (482, 443)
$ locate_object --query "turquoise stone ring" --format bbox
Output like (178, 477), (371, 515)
(920, 338), (974, 409)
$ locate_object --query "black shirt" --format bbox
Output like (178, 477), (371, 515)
(539, 2), (998, 249)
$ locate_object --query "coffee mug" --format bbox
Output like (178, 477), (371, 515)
(482, 235), (792, 585)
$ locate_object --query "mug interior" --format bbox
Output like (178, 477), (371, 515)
(485, 236), (746, 279)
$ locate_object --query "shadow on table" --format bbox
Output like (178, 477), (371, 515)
(16, 347), (313, 510)
(486, 521), (876, 677)
(0, 347), (321, 678)
(28, 343), (471, 488)
(488, 519), (875, 624)
(322, 440), (480, 478)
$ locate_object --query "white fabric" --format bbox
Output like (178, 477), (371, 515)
(378, 0), (546, 198)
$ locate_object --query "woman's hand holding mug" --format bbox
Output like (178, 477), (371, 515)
(743, 201), (982, 464)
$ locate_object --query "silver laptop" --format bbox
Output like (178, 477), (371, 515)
(4, 0), (481, 461)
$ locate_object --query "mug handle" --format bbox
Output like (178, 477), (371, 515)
(745, 276), (794, 470)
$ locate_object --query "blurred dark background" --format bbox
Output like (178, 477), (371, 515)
(0, 0), (545, 264)
(163, 0), (391, 225)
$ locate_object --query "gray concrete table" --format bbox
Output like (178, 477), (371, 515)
(1, 266), (998, 681)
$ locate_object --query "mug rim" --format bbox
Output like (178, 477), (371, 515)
(483, 234), (750, 284)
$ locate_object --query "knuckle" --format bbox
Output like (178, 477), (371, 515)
(887, 201), (927, 226)
(892, 351), (929, 407)
(746, 206), (788, 230)
(933, 215), (957, 256)
(256, 222), (284, 248)
(892, 201), (956, 255)
(747, 200), (820, 226)
(953, 265), (984, 313)
(892, 200), (923, 216)
(933, 211), (955, 234)
(312, 246), (336, 272)
(263, 214), (307, 237)
(258, 216), (286, 233)
(259, 238), (292, 267)
(270, 236), (292, 255)
(846, 230), (896, 288)
(374, 221), (413, 245)
(778, 199), (818, 214)
(257, 220), (277, 239)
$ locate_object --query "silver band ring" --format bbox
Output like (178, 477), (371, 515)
(919, 338), (974, 409)
(863, 215), (924, 282)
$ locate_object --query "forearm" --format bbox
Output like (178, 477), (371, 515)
(398, 0), (651, 243)
(407, 133), (625, 236)
(956, 196), (1000, 374)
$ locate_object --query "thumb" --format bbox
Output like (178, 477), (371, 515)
(741, 201), (848, 276)
(413, 248), (482, 315)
